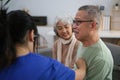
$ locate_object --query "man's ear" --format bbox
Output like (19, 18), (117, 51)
(29, 30), (34, 42)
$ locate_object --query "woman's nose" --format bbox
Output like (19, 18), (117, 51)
(62, 28), (67, 32)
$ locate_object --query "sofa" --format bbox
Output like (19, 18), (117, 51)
(105, 42), (120, 80)
(38, 48), (52, 57)
(38, 42), (120, 80)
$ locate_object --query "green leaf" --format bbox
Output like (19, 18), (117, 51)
(3, 0), (11, 7)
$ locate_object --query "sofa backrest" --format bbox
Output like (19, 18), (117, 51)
(105, 42), (120, 66)
(105, 42), (120, 80)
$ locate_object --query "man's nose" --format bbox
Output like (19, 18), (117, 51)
(72, 24), (77, 29)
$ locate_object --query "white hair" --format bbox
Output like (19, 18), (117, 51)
(54, 15), (73, 26)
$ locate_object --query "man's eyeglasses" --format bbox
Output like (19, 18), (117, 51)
(73, 20), (93, 26)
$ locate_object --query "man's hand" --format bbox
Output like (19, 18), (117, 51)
(75, 58), (86, 80)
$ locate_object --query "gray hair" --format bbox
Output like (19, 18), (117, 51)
(54, 16), (73, 36)
(54, 16), (73, 26)
(78, 5), (102, 29)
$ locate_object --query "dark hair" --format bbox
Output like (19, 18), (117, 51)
(7, 10), (38, 44)
(7, 10), (39, 51)
(0, 13), (14, 70)
(0, 10), (39, 70)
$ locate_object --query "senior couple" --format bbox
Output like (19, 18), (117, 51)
(53, 5), (113, 80)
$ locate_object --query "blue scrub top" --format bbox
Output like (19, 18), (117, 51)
(0, 53), (75, 80)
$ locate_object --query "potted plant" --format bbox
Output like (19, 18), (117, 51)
(0, 0), (11, 14)
(0, 0), (11, 22)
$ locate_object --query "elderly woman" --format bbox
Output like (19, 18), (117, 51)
(52, 16), (80, 68)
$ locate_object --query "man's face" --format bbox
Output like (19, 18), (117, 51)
(72, 10), (93, 42)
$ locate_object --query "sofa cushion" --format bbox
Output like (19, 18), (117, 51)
(105, 42), (120, 80)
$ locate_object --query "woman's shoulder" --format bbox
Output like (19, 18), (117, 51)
(54, 39), (59, 44)
(53, 39), (60, 47)
(28, 53), (52, 61)
(25, 53), (57, 68)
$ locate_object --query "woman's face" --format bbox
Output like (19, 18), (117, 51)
(56, 21), (72, 40)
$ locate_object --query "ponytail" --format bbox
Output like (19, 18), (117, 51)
(0, 11), (16, 70)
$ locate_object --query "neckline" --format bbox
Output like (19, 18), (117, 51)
(17, 52), (32, 58)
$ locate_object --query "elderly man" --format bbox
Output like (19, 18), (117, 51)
(73, 5), (114, 80)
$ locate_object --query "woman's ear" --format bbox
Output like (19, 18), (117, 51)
(29, 30), (34, 42)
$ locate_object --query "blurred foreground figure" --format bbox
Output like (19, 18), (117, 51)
(0, 10), (85, 80)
